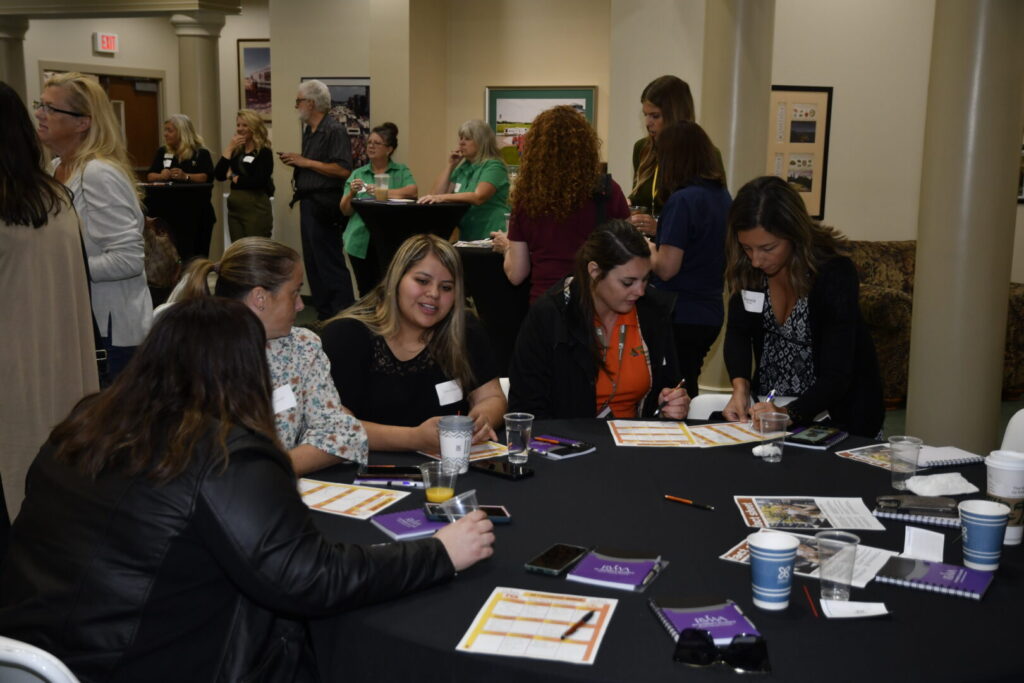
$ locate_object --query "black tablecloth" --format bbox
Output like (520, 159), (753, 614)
(353, 200), (469, 274)
(457, 245), (530, 377)
(307, 421), (1020, 682)
(141, 182), (214, 263)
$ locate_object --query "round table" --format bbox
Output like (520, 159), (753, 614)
(352, 199), (469, 274)
(308, 419), (1020, 682)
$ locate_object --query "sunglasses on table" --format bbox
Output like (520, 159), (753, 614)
(673, 628), (771, 674)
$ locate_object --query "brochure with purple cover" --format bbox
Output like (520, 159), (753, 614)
(648, 597), (760, 646)
(566, 549), (665, 592)
(370, 508), (446, 541)
(873, 556), (993, 600)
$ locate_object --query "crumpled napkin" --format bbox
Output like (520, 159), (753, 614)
(906, 472), (979, 496)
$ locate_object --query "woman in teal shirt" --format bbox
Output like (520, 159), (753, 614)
(418, 119), (509, 241)
(341, 122), (417, 296)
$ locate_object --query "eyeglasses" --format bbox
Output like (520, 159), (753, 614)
(294, 98), (310, 106)
(673, 629), (771, 674)
(33, 100), (87, 117)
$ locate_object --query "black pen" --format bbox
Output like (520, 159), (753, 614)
(653, 379), (685, 418)
(560, 610), (595, 640)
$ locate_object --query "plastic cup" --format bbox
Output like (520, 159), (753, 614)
(438, 415), (473, 474)
(753, 412), (788, 463)
(888, 435), (923, 490)
(504, 412), (534, 465)
(959, 499), (1010, 571)
(986, 450), (1024, 545)
(440, 489), (479, 522)
(815, 531), (860, 601)
(419, 462), (457, 503)
(373, 172), (390, 201)
(628, 205), (649, 216)
(747, 531), (800, 611)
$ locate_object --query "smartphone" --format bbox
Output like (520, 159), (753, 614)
(424, 503), (511, 523)
(470, 461), (534, 480)
(356, 465), (422, 478)
(525, 543), (590, 576)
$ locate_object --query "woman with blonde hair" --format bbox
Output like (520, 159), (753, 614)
(147, 113), (216, 257)
(36, 71), (152, 383)
(418, 119), (509, 240)
(491, 105), (630, 302)
(320, 234), (507, 452)
(171, 237), (366, 474)
(215, 108), (275, 241)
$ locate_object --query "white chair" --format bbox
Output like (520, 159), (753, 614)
(0, 636), (79, 683)
(687, 393), (731, 421)
(1001, 408), (1024, 451)
(499, 377), (510, 401)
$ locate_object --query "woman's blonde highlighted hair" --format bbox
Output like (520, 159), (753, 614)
(236, 109), (271, 152)
(164, 114), (205, 161)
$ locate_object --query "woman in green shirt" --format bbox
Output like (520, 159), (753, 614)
(341, 122), (417, 296)
(418, 119), (509, 241)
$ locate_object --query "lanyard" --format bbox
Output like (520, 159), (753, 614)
(651, 164), (659, 206)
(596, 323), (627, 415)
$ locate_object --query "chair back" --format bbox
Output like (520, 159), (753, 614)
(0, 636), (80, 683)
(1001, 408), (1024, 451)
(688, 393), (731, 421)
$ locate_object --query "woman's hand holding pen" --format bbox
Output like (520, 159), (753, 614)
(655, 385), (690, 420)
(750, 401), (788, 423)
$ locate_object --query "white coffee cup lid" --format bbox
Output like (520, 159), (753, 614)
(988, 450), (1024, 469)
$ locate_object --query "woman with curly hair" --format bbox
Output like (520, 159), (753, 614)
(491, 106), (629, 302)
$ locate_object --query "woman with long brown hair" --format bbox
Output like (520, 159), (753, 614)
(491, 105), (630, 302)
(0, 297), (495, 681)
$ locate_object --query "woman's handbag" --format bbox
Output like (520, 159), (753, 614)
(143, 216), (181, 289)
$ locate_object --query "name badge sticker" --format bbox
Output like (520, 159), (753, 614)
(242, 155), (255, 164)
(453, 183), (462, 193)
(741, 290), (765, 314)
(162, 159), (172, 168)
(435, 379), (463, 406)
(272, 384), (298, 414)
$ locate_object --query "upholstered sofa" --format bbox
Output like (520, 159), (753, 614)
(846, 240), (1024, 405)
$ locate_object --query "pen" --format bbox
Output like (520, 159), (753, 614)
(534, 436), (583, 447)
(560, 610), (595, 640)
(803, 585), (819, 619)
(641, 558), (663, 586)
(664, 494), (715, 511)
(653, 379), (685, 418)
(357, 480), (425, 488)
(765, 389), (777, 404)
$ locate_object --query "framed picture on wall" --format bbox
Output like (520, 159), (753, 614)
(484, 86), (596, 167)
(765, 85), (834, 219)
(238, 39), (271, 121)
(301, 77), (371, 168)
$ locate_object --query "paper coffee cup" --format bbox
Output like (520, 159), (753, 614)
(986, 450), (1024, 545)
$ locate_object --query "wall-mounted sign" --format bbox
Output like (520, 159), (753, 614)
(93, 33), (118, 54)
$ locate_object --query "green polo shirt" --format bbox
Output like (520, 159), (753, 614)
(343, 160), (416, 259)
(448, 158), (509, 240)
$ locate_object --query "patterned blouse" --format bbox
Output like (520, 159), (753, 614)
(267, 327), (368, 464)
(757, 289), (816, 397)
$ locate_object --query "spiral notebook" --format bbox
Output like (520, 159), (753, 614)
(871, 508), (961, 528)
(648, 597), (759, 646)
(873, 557), (992, 601)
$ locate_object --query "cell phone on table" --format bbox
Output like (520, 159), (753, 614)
(424, 503), (511, 523)
(470, 460), (534, 480)
(524, 543), (590, 576)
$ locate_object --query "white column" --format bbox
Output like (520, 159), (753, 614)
(170, 10), (225, 154)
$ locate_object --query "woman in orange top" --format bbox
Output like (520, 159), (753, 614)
(509, 220), (689, 419)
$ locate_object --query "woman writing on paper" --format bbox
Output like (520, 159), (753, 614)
(214, 108), (275, 241)
(490, 105), (630, 302)
(340, 122), (417, 296)
(721, 176), (883, 438)
(0, 297), (495, 682)
(645, 120), (730, 397)
(417, 119), (509, 240)
(509, 220), (689, 420)
(172, 237), (367, 474)
(320, 234), (506, 452)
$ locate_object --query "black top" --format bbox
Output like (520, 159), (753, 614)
(320, 314), (498, 427)
(147, 146), (215, 180)
(0, 426), (453, 681)
(214, 146), (275, 196)
(724, 255), (884, 437)
(508, 276), (680, 419)
(293, 114), (353, 194)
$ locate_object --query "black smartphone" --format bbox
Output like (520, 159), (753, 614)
(470, 460), (534, 480)
(423, 503), (511, 523)
(525, 543), (589, 576)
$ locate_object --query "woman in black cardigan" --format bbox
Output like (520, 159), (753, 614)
(722, 176), (883, 438)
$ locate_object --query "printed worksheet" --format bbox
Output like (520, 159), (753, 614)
(298, 479), (409, 520)
(419, 440), (509, 461)
(734, 495), (886, 531)
(689, 422), (765, 447)
(608, 420), (698, 447)
(456, 587), (617, 665)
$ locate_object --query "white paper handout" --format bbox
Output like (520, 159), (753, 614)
(298, 479), (409, 520)
(689, 422), (764, 447)
(456, 587), (617, 665)
(607, 420), (698, 447)
(733, 495), (886, 531)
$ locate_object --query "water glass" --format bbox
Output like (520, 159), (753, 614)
(504, 412), (534, 465)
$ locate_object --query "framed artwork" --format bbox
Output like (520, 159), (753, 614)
(237, 39), (271, 121)
(484, 86), (596, 167)
(302, 77), (371, 168)
(766, 85), (834, 219)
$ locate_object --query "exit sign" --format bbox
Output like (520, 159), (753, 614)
(93, 33), (118, 54)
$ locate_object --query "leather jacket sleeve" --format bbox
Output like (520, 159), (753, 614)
(193, 441), (455, 617)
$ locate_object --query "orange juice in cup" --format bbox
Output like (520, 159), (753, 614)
(426, 486), (455, 503)
(419, 462), (457, 503)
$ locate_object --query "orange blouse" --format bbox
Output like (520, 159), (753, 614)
(594, 308), (652, 418)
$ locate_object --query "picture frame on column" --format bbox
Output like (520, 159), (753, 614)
(765, 85), (834, 219)
(237, 39), (271, 122)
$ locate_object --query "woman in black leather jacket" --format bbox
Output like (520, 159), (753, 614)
(0, 298), (494, 682)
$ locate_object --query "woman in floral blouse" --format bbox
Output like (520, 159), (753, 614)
(176, 237), (367, 473)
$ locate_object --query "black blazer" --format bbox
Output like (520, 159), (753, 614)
(509, 276), (680, 419)
(724, 255), (884, 438)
